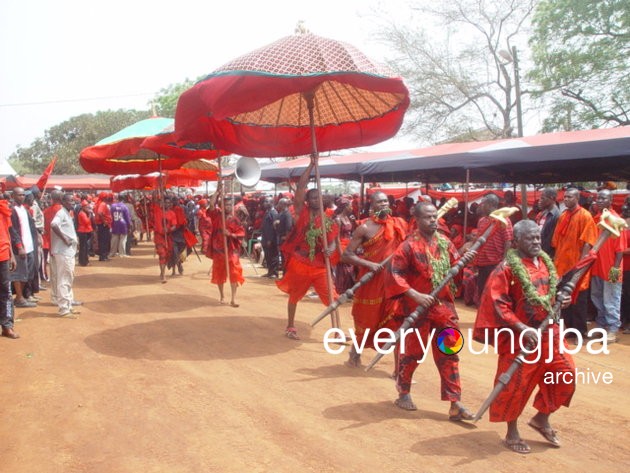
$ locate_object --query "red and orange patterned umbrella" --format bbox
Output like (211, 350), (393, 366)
(175, 32), (409, 157)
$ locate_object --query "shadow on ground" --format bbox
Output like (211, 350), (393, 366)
(410, 430), (503, 465)
(74, 273), (163, 289)
(84, 315), (307, 361)
(322, 400), (444, 429)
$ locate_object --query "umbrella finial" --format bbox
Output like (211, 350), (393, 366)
(294, 20), (310, 35)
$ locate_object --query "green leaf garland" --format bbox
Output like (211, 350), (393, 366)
(305, 215), (333, 261)
(506, 248), (558, 312)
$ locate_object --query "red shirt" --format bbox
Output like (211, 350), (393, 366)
(592, 210), (626, 280)
(77, 210), (93, 233)
(475, 216), (513, 266)
(43, 203), (63, 251)
(95, 201), (112, 227)
(0, 201), (12, 261)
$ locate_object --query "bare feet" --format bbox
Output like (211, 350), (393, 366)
(230, 301), (239, 308)
(1, 327), (19, 339)
(344, 351), (361, 368)
(394, 394), (417, 411)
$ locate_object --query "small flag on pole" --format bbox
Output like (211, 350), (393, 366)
(36, 156), (58, 192)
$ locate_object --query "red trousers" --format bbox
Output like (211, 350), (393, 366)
(395, 301), (462, 401)
(489, 330), (575, 422)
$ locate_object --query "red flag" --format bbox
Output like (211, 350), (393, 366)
(36, 156), (57, 191)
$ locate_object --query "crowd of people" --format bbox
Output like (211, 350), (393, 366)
(1, 174), (628, 455)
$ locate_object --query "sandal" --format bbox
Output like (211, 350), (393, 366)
(449, 405), (475, 422)
(527, 420), (561, 447)
(285, 327), (300, 340)
(504, 438), (531, 454)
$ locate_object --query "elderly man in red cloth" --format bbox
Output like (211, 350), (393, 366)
(151, 196), (177, 284)
(209, 194), (245, 307)
(474, 219), (574, 454)
(386, 201), (474, 421)
(341, 190), (408, 367)
(277, 159), (338, 340)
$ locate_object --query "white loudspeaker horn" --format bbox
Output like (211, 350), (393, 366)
(235, 157), (261, 187)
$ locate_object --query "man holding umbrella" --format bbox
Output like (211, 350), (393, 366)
(276, 159), (339, 340)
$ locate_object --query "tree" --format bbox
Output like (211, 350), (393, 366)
(529, 0), (630, 131)
(9, 109), (150, 175)
(376, 0), (536, 144)
(151, 78), (197, 118)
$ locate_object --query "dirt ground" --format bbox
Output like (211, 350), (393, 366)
(2, 241), (629, 473)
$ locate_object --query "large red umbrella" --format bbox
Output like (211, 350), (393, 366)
(80, 117), (223, 175)
(109, 167), (218, 192)
(175, 33), (409, 157)
(175, 32), (409, 328)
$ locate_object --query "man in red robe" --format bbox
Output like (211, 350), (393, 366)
(474, 219), (575, 454)
(386, 201), (473, 421)
(277, 159), (338, 340)
(151, 196), (177, 284)
(551, 188), (597, 339)
(209, 195), (245, 307)
(197, 199), (213, 256)
(341, 190), (408, 366)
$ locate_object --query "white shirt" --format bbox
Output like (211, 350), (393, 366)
(14, 205), (34, 253)
(51, 207), (78, 256)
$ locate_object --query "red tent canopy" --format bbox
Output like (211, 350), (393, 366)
(0, 174), (111, 191)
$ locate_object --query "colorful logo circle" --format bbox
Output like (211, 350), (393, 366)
(436, 328), (464, 355)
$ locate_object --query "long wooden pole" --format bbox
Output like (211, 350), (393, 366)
(217, 157), (231, 284)
(305, 92), (339, 329)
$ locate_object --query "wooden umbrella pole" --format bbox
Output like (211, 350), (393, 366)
(463, 168), (470, 238)
(306, 92), (339, 329)
(218, 157), (231, 286)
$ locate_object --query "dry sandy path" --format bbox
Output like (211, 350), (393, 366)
(1, 241), (629, 472)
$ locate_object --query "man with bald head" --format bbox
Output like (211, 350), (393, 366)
(341, 190), (408, 366)
(551, 188), (597, 340)
(590, 189), (626, 343)
(535, 188), (560, 257)
(475, 193), (513, 301)
(10, 187), (38, 308)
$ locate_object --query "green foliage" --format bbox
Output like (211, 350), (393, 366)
(529, 0), (630, 130)
(9, 109), (150, 175)
(151, 78), (197, 118)
(7, 75), (202, 176)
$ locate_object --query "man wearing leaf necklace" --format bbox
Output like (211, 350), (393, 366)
(276, 159), (338, 340)
(341, 191), (408, 367)
(474, 220), (574, 454)
(385, 201), (474, 421)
